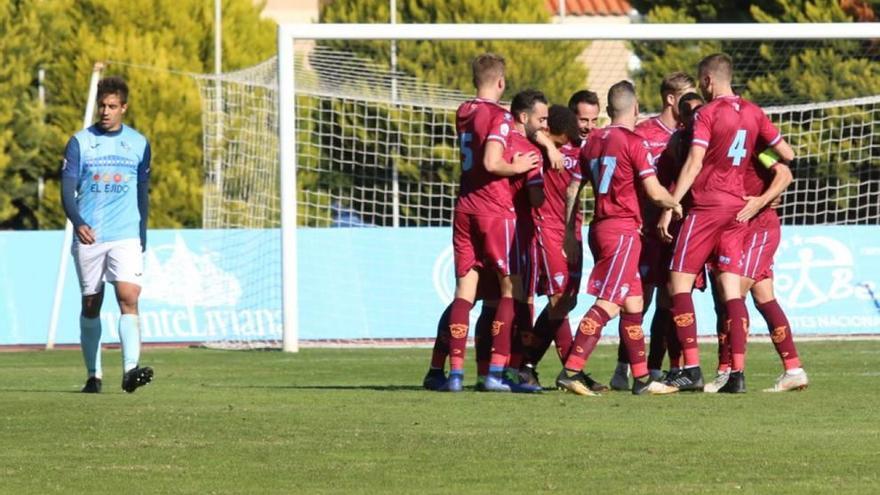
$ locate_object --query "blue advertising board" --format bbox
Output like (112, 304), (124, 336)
(1, 226), (878, 346)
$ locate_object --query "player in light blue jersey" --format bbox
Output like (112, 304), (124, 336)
(61, 76), (154, 394)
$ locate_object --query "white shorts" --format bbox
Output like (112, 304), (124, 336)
(72, 238), (144, 296)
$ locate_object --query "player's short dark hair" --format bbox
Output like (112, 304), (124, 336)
(607, 80), (637, 119)
(472, 53), (506, 89)
(660, 72), (696, 98)
(678, 92), (704, 123)
(698, 53), (734, 81)
(548, 105), (580, 146)
(567, 89), (599, 113)
(510, 89), (548, 116)
(97, 76), (129, 104)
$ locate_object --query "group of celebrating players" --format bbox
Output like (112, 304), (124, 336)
(422, 51), (810, 396)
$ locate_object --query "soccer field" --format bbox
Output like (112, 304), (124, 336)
(1, 341), (878, 494)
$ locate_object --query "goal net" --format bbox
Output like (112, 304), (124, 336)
(196, 23), (880, 349)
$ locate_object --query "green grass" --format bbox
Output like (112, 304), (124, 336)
(1, 341), (878, 494)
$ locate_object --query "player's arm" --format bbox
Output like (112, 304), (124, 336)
(534, 130), (564, 170)
(137, 141), (152, 252)
(483, 140), (538, 176)
(563, 177), (585, 261)
(672, 144), (704, 204)
(642, 175), (682, 213)
(736, 149), (793, 222)
(60, 138), (95, 244)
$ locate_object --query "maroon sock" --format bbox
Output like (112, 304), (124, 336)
(489, 297), (515, 368)
(726, 298), (750, 371)
(509, 302), (532, 369)
(474, 304), (494, 376)
(564, 305), (610, 371)
(665, 309), (682, 369)
(647, 307), (670, 371)
(619, 312), (648, 378)
(523, 307), (550, 366)
(553, 318), (573, 364)
(616, 339), (629, 365)
(757, 299), (801, 370)
(715, 303), (731, 371)
(448, 298), (473, 372)
(430, 303), (452, 369)
(671, 293), (699, 367)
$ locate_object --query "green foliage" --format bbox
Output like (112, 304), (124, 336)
(0, 0), (275, 230)
(320, 0), (587, 104)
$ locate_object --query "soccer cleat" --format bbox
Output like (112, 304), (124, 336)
(763, 370), (809, 392)
(422, 368), (448, 391)
(442, 373), (464, 392)
(703, 370), (731, 394)
(518, 365), (542, 390)
(480, 372), (512, 392)
(121, 366), (154, 393)
(719, 371), (746, 394)
(609, 364), (630, 391)
(632, 378), (679, 395)
(582, 373), (610, 393)
(665, 367), (704, 392)
(555, 370), (599, 397)
(81, 376), (102, 394)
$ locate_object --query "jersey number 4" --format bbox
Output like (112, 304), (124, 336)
(460, 133), (474, 171)
(727, 129), (748, 166)
(589, 156), (617, 194)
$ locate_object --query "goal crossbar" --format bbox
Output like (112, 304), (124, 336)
(277, 22), (880, 352)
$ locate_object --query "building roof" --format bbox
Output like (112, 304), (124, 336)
(546, 0), (633, 17)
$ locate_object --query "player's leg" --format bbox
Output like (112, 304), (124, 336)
(556, 298), (617, 396)
(642, 283), (667, 381)
(72, 241), (108, 393)
(751, 280), (808, 392)
(620, 294), (678, 396)
(423, 303), (452, 390)
(443, 211), (481, 391)
(474, 300), (496, 390)
(654, 287), (680, 375)
(704, 271), (733, 393)
(107, 239), (153, 393)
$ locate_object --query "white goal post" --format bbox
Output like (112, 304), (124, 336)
(276, 22), (880, 352)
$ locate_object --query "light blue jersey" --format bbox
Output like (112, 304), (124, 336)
(62, 124), (151, 244)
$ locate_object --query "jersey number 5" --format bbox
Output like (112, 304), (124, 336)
(589, 156), (617, 194)
(460, 133), (474, 171)
(727, 129), (748, 166)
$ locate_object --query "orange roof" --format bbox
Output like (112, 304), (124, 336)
(546, 0), (633, 16)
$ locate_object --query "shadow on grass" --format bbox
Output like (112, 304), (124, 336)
(0, 388), (86, 394)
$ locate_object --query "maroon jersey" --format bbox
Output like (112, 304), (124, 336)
(455, 98), (516, 218)
(635, 116), (676, 161)
(507, 130), (544, 221)
(690, 95), (781, 209)
(579, 124), (657, 232)
(535, 142), (579, 232)
(743, 142), (781, 226)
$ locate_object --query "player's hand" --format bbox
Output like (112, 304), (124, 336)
(657, 209), (673, 243)
(76, 225), (96, 245)
(769, 195), (782, 209)
(512, 152), (540, 173)
(545, 145), (564, 171)
(671, 203), (683, 221)
(736, 195), (765, 223)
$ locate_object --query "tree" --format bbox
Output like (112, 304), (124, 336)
(0, 0), (276, 230)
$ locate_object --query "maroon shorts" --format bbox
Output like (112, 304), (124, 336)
(453, 211), (516, 278)
(536, 226), (581, 297)
(585, 226), (643, 306)
(669, 209), (748, 276)
(742, 212), (781, 282)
